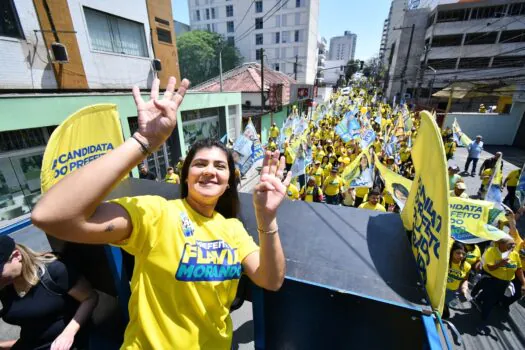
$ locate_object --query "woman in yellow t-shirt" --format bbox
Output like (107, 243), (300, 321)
(31, 77), (291, 349)
(443, 241), (470, 319)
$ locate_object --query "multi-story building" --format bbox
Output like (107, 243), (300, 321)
(379, 18), (390, 62)
(174, 20), (191, 36)
(328, 31), (357, 62)
(187, 0), (320, 84)
(381, 0), (408, 68)
(0, 0), (242, 226)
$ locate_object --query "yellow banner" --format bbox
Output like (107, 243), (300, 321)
(341, 151), (371, 187)
(41, 104), (124, 193)
(401, 110), (450, 313)
(373, 153), (412, 210)
(450, 197), (507, 243)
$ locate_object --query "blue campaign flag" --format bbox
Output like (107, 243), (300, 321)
(485, 185), (503, 210)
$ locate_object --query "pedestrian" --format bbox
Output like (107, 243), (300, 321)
(443, 241), (470, 319)
(444, 136), (456, 160)
(479, 152), (503, 176)
(165, 166), (180, 184)
(464, 135), (483, 176)
(358, 188), (386, 212)
(448, 165), (462, 190)
(138, 163), (157, 180)
(322, 167), (342, 205)
(31, 77), (290, 349)
(503, 168), (521, 210)
(450, 181), (469, 199)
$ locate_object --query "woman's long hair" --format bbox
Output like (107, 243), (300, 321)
(180, 139), (240, 219)
(16, 243), (56, 287)
(449, 240), (466, 270)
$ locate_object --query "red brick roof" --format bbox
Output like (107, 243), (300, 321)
(191, 63), (296, 94)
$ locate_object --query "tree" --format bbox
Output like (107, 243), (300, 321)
(344, 59), (361, 82)
(177, 31), (243, 85)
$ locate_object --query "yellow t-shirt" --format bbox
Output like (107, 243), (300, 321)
(321, 162), (332, 178)
(481, 168), (493, 186)
(310, 167), (324, 187)
(447, 261), (471, 291)
(287, 183), (300, 200)
(482, 246), (522, 281)
(315, 149), (326, 163)
(300, 185), (321, 202)
(373, 140), (382, 154)
(355, 187), (369, 199)
(465, 244), (481, 266)
(358, 202), (387, 212)
(165, 173), (180, 184)
(269, 126), (280, 139)
(444, 141), (456, 156)
(323, 175), (342, 196)
(506, 169), (520, 187)
(285, 147), (295, 165)
(400, 148), (411, 163)
(267, 141), (277, 152)
(110, 197), (259, 349)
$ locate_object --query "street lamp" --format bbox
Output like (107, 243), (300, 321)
(426, 65), (437, 106)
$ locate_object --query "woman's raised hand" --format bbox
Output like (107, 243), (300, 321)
(132, 77), (190, 150)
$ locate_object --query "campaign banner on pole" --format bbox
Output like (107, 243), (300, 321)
(41, 104), (124, 193)
(452, 118), (472, 147)
(450, 197), (508, 244)
(374, 153), (412, 210)
(517, 164), (525, 207)
(341, 151), (373, 188)
(401, 110), (450, 313)
(233, 120), (264, 175)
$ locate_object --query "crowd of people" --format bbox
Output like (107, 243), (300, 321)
(1, 76), (524, 349)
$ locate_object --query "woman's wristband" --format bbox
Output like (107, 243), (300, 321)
(257, 226), (279, 236)
(132, 134), (152, 156)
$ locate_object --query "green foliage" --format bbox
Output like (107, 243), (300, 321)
(344, 59), (361, 82)
(177, 31), (243, 85)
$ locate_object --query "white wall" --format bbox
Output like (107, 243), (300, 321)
(323, 59), (346, 85)
(443, 113), (521, 145)
(68, 0), (155, 89)
(0, 0), (57, 89)
(315, 86), (332, 103)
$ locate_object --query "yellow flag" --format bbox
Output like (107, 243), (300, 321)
(401, 110), (450, 313)
(341, 151), (369, 186)
(41, 104), (124, 193)
(450, 197), (508, 243)
(374, 153), (412, 210)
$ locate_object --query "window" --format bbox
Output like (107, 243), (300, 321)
(211, 23), (217, 32)
(256, 49), (262, 60)
(426, 13), (436, 28)
(157, 28), (172, 44)
(464, 32), (498, 45)
(282, 31), (289, 43)
(295, 12), (301, 25)
(430, 34), (463, 47)
(275, 32), (280, 43)
(255, 17), (263, 29)
(282, 14), (287, 26)
(492, 56), (525, 68)
(155, 17), (170, 26)
(206, 8), (210, 20)
(508, 2), (525, 16)
(196, 10), (201, 21)
(207, 23), (211, 31)
(293, 46), (299, 56)
(226, 5), (233, 17)
(275, 15), (281, 27)
(256, 33), (263, 45)
(195, 0), (200, 5)
(499, 30), (525, 43)
(294, 30), (300, 42)
(436, 9), (468, 23)
(274, 63), (280, 71)
(227, 36), (235, 45)
(470, 6), (506, 20)
(211, 8), (216, 19)
(227, 21), (234, 32)
(0, 0), (24, 39)
(281, 47), (287, 58)
(458, 57), (490, 69)
(255, 1), (263, 13)
(296, 0), (302, 8)
(274, 48), (280, 59)
(84, 7), (148, 57)
(427, 58), (457, 70)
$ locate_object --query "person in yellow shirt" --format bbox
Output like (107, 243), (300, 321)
(443, 241), (471, 319)
(31, 79), (291, 349)
(450, 181), (469, 199)
(358, 188), (386, 212)
(385, 156), (399, 173)
(503, 169), (520, 210)
(478, 167), (493, 197)
(315, 145), (326, 164)
(373, 137), (382, 154)
(474, 236), (525, 321)
(267, 138), (277, 152)
(320, 156), (332, 179)
(444, 136), (457, 160)
(322, 167), (342, 205)
(165, 167), (180, 184)
(269, 122), (280, 140)
(309, 160), (324, 187)
(399, 143), (411, 164)
(175, 157), (185, 176)
(300, 177), (323, 203)
(465, 244), (481, 271)
(286, 178), (300, 201)
(284, 143), (295, 172)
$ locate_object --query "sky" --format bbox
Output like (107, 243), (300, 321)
(173, 0), (392, 61)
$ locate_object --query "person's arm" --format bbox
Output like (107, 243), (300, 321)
(0, 340), (17, 349)
(50, 277), (98, 350)
(516, 268), (525, 294)
(31, 77), (189, 244)
(460, 279), (469, 297)
(486, 258), (509, 271)
(243, 151), (290, 291)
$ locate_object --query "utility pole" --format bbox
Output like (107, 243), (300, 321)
(260, 48), (265, 113)
(415, 44), (431, 104)
(294, 55), (298, 80)
(396, 23), (415, 102)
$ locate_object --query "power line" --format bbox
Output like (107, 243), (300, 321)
(234, 0), (257, 34)
(236, 0), (291, 43)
